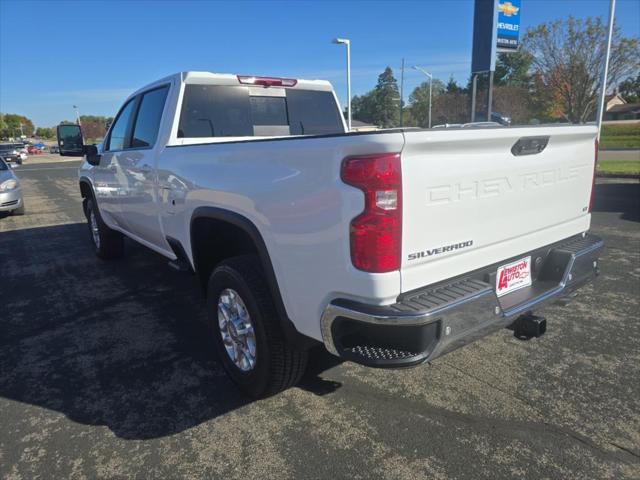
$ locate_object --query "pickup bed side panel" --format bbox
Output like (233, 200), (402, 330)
(400, 126), (596, 293)
(157, 132), (405, 341)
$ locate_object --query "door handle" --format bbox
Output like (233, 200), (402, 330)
(511, 136), (549, 156)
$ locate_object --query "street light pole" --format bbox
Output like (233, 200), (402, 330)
(400, 58), (405, 127)
(596, 0), (616, 140)
(73, 105), (81, 127)
(412, 66), (433, 128)
(333, 38), (351, 131)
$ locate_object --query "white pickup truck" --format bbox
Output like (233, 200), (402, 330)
(57, 71), (603, 398)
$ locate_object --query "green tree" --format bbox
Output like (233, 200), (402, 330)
(372, 67), (400, 128)
(400, 107), (417, 127)
(523, 17), (640, 123)
(466, 51), (533, 91)
(494, 50), (534, 88)
(408, 79), (446, 128)
(35, 127), (56, 139)
(0, 113), (34, 138)
(351, 91), (378, 124)
(618, 74), (640, 103)
(351, 67), (401, 128)
(445, 76), (463, 94)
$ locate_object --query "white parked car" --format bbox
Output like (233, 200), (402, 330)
(0, 156), (25, 215)
(56, 72), (603, 397)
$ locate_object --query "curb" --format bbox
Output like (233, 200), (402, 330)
(598, 148), (640, 152)
(596, 172), (640, 179)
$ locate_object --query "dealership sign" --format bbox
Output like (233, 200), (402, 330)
(496, 0), (521, 51)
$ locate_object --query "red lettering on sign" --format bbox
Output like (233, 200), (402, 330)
(498, 270), (508, 290)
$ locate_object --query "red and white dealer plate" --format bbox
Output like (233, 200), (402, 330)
(496, 256), (532, 297)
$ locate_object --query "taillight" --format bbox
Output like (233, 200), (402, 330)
(237, 75), (297, 87)
(341, 153), (402, 273)
(589, 138), (598, 212)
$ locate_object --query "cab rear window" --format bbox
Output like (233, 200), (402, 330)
(178, 85), (343, 138)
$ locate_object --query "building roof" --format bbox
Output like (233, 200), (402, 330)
(607, 103), (640, 114)
(605, 93), (626, 104)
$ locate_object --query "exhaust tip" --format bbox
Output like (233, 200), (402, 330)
(511, 314), (547, 340)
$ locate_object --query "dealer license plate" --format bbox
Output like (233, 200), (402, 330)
(496, 256), (532, 297)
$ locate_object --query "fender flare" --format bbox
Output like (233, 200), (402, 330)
(190, 206), (317, 349)
(78, 176), (95, 217)
(78, 176), (94, 196)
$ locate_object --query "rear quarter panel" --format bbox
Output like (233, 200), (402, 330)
(157, 132), (404, 341)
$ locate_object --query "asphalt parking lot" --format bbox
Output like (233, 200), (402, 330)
(1, 160), (639, 479)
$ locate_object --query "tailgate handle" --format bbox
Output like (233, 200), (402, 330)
(511, 136), (549, 156)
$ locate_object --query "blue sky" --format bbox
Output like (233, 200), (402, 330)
(1, 0), (638, 127)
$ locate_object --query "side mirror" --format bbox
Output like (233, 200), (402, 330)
(85, 144), (101, 166)
(57, 124), (85, 157)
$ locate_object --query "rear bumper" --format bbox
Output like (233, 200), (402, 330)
(320, 233), (604, 368)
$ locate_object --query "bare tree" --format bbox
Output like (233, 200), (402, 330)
(523, 17), (639, 123)
(493, 86), (532, 124)
(432, 93), (470, 125)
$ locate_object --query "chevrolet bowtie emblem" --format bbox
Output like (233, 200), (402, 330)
(498, 1), (519, 17)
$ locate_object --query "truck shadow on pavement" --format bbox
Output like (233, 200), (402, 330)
(593, 181), (640, 222)
(0, 222), (342, 440)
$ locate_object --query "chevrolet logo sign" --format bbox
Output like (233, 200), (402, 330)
(498, 1), (519, 17)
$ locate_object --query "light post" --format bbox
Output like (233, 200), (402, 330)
(73, 105), (81, 127)
(332, 37), (351, 131)
(596, 0), (616, 139)
(412, 66), (433, 128)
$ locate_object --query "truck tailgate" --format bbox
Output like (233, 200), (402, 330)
(400, 125), (597, 293)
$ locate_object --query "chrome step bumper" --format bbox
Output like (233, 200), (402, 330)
(320, 233), (604, 368)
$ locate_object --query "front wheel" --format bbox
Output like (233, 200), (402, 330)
(85, 197), (124, 259)
(207, 255), (308, 398)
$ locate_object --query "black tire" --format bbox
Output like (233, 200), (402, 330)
(207, 255), (308, 398)
(12, 202), (25, 215)
(85, 197), (124, 259)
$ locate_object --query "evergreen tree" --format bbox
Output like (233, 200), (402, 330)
(372, 67), (400, 128)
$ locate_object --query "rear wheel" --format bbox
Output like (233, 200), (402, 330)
(207, 255), (308, 398)
(85, 197), (124, 259)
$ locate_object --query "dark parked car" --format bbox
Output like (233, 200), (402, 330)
(0, 143), (23, 164)
(474, 112), (512, 126)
